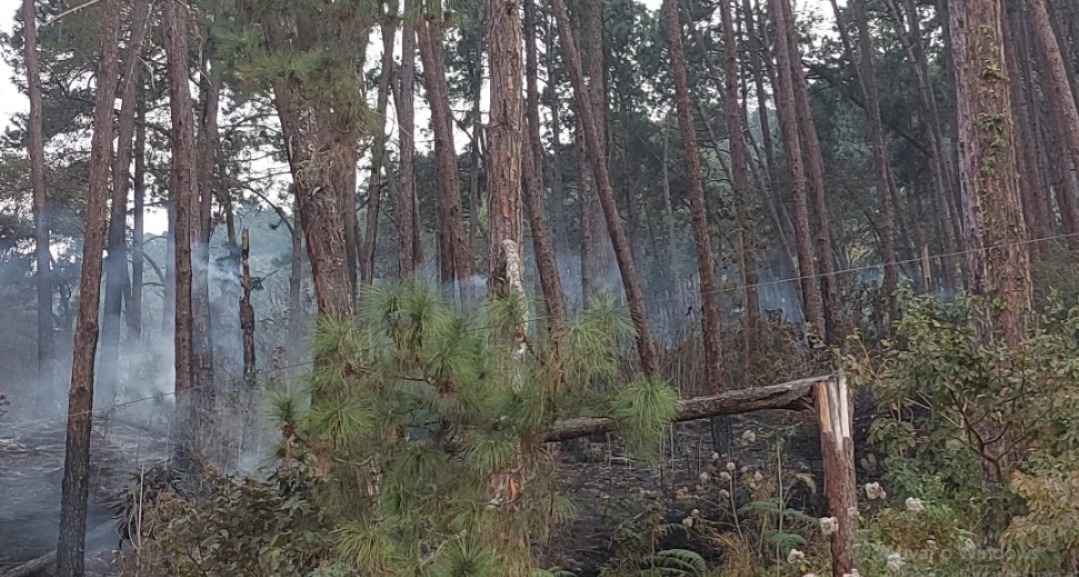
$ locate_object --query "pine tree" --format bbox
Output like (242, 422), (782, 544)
(56, 0), (122, 573)
(272, 282), (677, 576)
(231, 0), (374, 318)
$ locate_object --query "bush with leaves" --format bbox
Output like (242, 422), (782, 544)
(844, 290), (1079, 573)
(117, 464), (332, 577)
(121, 283), (679, 576)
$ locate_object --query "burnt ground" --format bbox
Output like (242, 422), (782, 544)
(542, 412), (829, 575)
(0, 416), (170, 575)
(0, 400), (878, 577)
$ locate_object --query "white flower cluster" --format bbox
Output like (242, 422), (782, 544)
(905, 497), (925, 512)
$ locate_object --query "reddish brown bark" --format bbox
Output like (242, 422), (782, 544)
(487, 0), (524, 299)
(580, 0), (607, 299)
(949, 0), (1032, 346)
(396, 0), (418, 277)
(766, 0), (825, 337)
(718, 0), (762, 353)
(551, 0), (659, 377)
(1028, 0), (1079, 241)
(194, 47), (221, 406)
(163, 0), (201, 472)
(779, 0), (838, 342)
(661, 0), (724, 389)
(56, 0), (121, 573)
(23, 0), (53, 391)
(524, 0), (565, 332)
(418, 15), (472, 289)
(1003, 5), (1051, 256)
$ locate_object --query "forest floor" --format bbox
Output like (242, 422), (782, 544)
(0, 417), (169, 576)
(543, 411), (829, 575)
(0, 401), (877, 577)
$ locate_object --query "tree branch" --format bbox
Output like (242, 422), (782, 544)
(803, 61), (932, 158)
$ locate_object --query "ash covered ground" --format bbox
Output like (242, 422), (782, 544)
(0, 416), (169, 574)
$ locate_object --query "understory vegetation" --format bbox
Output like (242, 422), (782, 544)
(110, 282), (1079, 577)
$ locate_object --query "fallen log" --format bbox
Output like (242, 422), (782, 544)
(543, 375), (828, 442)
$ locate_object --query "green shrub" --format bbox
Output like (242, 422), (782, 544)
(119, 282), (680, 577)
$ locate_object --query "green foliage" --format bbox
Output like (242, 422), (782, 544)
(1002, 469), (1079, 572)
(845, 291), (1079, 573)
(116, 466), (332, 577)
(642, 549), (708, 577)
(609, 378), (679, 461)
(122, 282), (678, 576)
(855, 500), (995, 576)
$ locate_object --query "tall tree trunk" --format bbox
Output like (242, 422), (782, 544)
(343, 167), (360, 298)
(362, 16), (395, 286)
(1003, 3), (1051, 257)
(1028, 0), (1079, 223)
(523, 0), (565, 331)
(719, 0), (762, 353)
(56, 0), (121, 573)
(487, 0), (525, 299)
(396, 3), (418, 277)
(163, 0), (201, 471)
(551, 0), (660, 377)
(575, 118), (598, 302)
(766, 0), (825, 337)
(850, 0), (899, 319)
(194, 48), (220, 410)
(468, 3), (486, 260)
(272, 88), (358, 319)
(24, 0), (53, 399)
(1013, 4), (1056, 245)
(1041, 75), (1079, 244)
(580, 0), (607, 297)
(164, 198), (175, 331)
(660, 113), (678, 273)
(100, 0), (151, 387)
(418, 15), (472, 291)
(779, 0), (838, 342)
(949, 0), (1032, 346)
(129, 86), (146, 341)
(548, 94), (570, 256)
(743, 0), (776, 181)
(545, 11), (569, 257)
(661, 0), (724, 389)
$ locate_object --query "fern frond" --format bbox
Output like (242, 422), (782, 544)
(646, 548), (707, 577)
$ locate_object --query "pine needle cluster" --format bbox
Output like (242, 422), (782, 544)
(267, 281), (679, 576)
